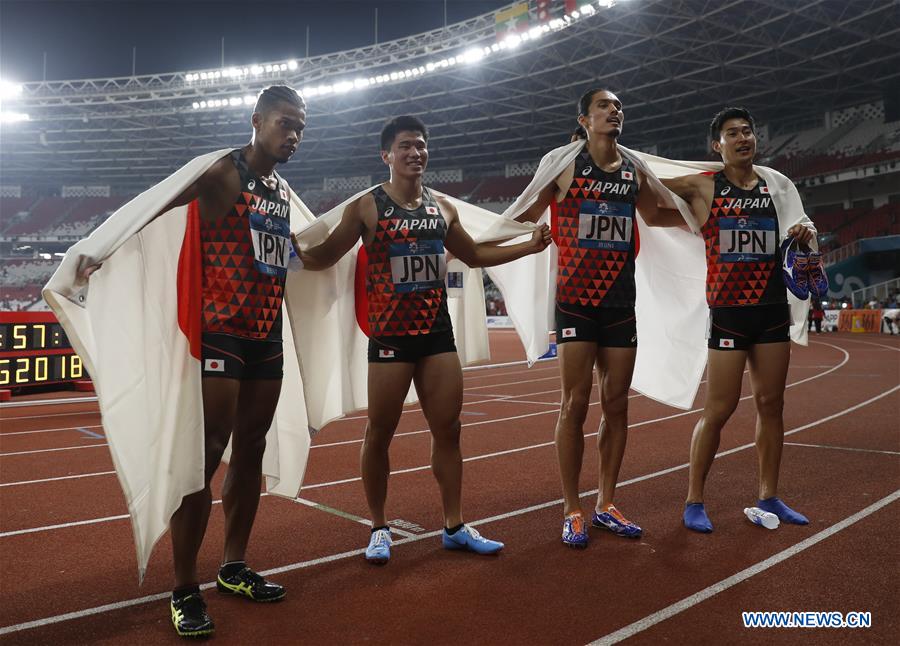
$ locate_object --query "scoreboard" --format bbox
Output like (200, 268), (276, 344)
(0, 312), (87, 387)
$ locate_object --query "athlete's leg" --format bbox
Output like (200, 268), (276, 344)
(413, 351), (464, 527)
(746, 341), (789, 501)
(555, 341), (597, 516)
(362, 361), (416, 528)
(685, 350), (747, 504)
(171, 377), (240, 588)
(593, 346), (637, 510)
(221, 377), (281, 563)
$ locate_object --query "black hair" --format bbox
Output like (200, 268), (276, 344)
(709, 107), (755, 143)
(572, 125), (587, 141)
(254, 85), (306, 115)
(577, 87), (612, 117)
(380, 115), (428, 151)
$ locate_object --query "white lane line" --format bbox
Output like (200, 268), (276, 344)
(588, 489), (900, 645)
(0, 410), (99, 422)
(292, 497), (416, 538)
(0, 386), (895, 635)
(0, 443), (107, 457)
(841, 338), (900, 352)
(0, 471), (116, 488)
(785, 442), (900, 456)
(0, 424), (104, 437)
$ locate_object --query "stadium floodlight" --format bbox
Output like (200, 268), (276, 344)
(462, 48), (485, 64)
(0, 80), (23, 101)
(580, 4), (596, 14)
(0, 111), (30, 123)
(192, 101), (200, 109)
(503, 34), (522, 48)
(243, 95), (255, 105)
(287, 59), (298, 71)
(570, 10), (581, 19)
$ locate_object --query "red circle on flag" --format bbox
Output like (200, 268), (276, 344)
(210, 361), (219, 369)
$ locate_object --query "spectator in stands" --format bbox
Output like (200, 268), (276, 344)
(654, 106), (816, 533)
(884, 309), (900, 334)
(515, 88), (672, 548)
(809, 300), (824, 334)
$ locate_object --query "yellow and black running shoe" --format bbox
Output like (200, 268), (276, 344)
(170, 592), (214, 638)
(216, 566), (286, 602)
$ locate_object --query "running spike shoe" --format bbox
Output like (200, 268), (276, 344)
(216, 566), (285, 601)
(780, 236), (810, 300)
(591, 504), (643, 538)
(171, 592), (214, 638)
(561, 512), (589, 549)
(806, 251), (829, 297)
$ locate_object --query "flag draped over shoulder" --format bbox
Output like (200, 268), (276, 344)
(486, 141), (817, 410)
(43, 149), (316, 581)
(289, 188), (540, 431)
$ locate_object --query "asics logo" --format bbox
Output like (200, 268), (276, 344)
(384, 206), (394, 217)
(720, 186), (731, 196)
(582, 166), (593, 176)
(247, 180), (256, 191)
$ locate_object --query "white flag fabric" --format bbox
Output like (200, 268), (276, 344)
(289, 187), (541, 428)
(487, 141), (817, 410)
(43, 149), (316, 581)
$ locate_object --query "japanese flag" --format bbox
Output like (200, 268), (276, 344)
(204, 358), (225, 372)
(621, 170), (633, 181)
(719, 339), (734, 349)
(425, 205), (439, 215)
(279, 187), (289, 201)
(562, 327), (576, 338)
(760, 186), (770, 194)
(379, 349), (395, 358)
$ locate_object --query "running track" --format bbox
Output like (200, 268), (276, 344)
(1, 331), (898, 644)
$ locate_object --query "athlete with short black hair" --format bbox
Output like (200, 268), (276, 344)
(655, 106), (815, 533)
(294, 115), (551, 564)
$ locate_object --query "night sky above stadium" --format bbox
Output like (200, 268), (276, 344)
(0, 0), (510, 82)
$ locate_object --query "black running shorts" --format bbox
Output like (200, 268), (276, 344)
(368, 329), (457, 363)
(554, 304), (637, 348)
(201, 332), (283, 380)
(707, 303), (791, 351)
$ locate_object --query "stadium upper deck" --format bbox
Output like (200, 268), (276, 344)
(1, 0), (897, 194)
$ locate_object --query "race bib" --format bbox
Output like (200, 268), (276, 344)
(389, 239), (447, 292)
(719, 217), (777, 262)
(577, 200), (633, 251)
(250, 211), (291, 278)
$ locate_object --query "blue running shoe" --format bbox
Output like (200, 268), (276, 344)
(561, 512), (589, 549)
(806, 251), (829, 297)
(365, 528), (392, 564)
(591, 505), (644, 538)
(442, 525), (504, 554)
(781, 237), (810, 300)
(591, 504), (642, 538)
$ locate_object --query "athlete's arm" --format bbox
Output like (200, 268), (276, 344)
(78, 156), (236, 280)
(515, 181), (558, 223)
(633, 168), (686, 227)
(656, 174), (714, 228)
(441, 197), (552, 268)
(292, 195), (368, 270)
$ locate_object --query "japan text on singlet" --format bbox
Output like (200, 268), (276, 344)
(365, 185), (451, 336)
(200, 149), (292, 341)
(553, 151), (639, 308)
(701, 172), (786, 307)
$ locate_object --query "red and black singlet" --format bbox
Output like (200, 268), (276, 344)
(553, 151), (639, 309)
(365, 185), (450, 336)
(199, 149), (292, 341)
(701, 172), (786, 307)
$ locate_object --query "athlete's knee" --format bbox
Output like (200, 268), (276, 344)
(560, 390), (591, 425)
(363, 423), (395, 454)
(600, 388), (629, 419)
(431, 420), (461, 448)
(230, 429), (267, 465)
(754, 391), (784, 418)
(703, 399), (738, 427)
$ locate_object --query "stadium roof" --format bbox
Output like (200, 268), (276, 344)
(1, 0), (897, 192)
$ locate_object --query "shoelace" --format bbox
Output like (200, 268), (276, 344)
(371, 529), (391, 547)
(179, 593), (207, 613)
(463, 525), (486, 541)
(238, 568), (266, 586)
(567, 515), (585, 534)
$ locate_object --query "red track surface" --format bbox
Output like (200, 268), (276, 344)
(1, 331), (898, 644)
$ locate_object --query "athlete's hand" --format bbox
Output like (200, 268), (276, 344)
(532, 224), (552, 252)
(77, 261), (102, 283)
(787, 223), (815, 246)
